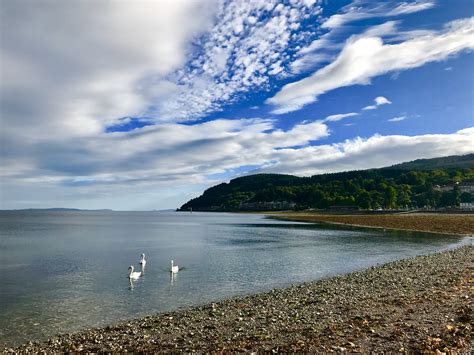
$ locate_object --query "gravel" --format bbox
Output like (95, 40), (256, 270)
(272, 213), (474, 235)
(5, 244), (472, 353)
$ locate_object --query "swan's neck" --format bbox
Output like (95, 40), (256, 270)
(129, 266), (134, 277)
(171, 260), (174, 268)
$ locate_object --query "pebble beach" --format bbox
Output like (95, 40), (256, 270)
(6, 242), (472, 353)
(274, 212), (474, 236)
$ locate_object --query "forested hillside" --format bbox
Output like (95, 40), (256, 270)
(179, 155), (474, 212)
(385, 154), (474, 170)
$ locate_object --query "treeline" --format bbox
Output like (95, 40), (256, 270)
(179, 155), (474, 212)
(387, 153), (474, 170)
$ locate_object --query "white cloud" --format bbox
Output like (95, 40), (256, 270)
(363, 21), (400, 38)
(388, 115), (408, 122)
(290, 2), (437, 75)
(389, 1), (435, 16)
(2, 116), (473, 209)
(0, 0), (325, 210)
(324, 112), (359, 122)
(0, 118), (329, 192)
(375, 96), (392, 105)
(363, 96), (392, 110)
(268, 17), (474, 113)
(321, 0), (435, 29)
(291, 35), (339, 73)
(362, 105), (377, 111)
(0, 0), (217, 139)
(1, 0), (473, 211)
(147, 0), (324, 121)
(256, 128), (474, 176)
(0, 0), (326, 144)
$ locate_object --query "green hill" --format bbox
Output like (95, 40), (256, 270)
(385, 153), (474, 170)
(178, 154), (474, 212)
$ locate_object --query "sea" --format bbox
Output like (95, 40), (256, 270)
(0, 210), (470, 346)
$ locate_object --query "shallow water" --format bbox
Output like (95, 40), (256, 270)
(0, 211), (469, 346)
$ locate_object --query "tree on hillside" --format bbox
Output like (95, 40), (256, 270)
(396, 184), (412, 208)
(356, 190), (372, 210)
(383, 186), (397, 209)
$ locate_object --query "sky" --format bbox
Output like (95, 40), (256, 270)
(0, 0), (473, 210)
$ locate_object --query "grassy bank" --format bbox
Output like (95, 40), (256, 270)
(7, 245), (473, 353)
(272, 212), (474, 236)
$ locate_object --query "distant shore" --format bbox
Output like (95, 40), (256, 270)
(7, 244), (473, 353)
(272, 212), (474, 236)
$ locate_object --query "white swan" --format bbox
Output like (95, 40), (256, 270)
(170, 260), (179, 273)
(139, 253), (146, 272)
(128, 265), (141, 280)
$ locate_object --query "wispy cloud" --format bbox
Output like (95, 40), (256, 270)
(268, 17), (474, 114)
(290, 1), (436, 74)
(388, 115), (408, 122)
(321, 0), (435, 29)
(362, 105), (378, 111)
(324, 112), (359, 122)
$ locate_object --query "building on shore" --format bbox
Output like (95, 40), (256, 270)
(239, 201), (296, 211)
(460, 202), (474, 210)
(459, 181), (474, 193)
(434, 180), (474, 193)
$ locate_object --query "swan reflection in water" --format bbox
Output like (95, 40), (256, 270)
(128, 278), (135, 290)
(170, 271), (177, 286)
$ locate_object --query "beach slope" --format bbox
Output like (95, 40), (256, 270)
(273, 213), (474, 235)
(8, 245), (472, 353)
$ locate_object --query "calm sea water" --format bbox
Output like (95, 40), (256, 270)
(0, 211), (470, 346)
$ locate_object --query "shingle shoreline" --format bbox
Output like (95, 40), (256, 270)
(6, 244), (472, 353)
(272, 212), (474, 236)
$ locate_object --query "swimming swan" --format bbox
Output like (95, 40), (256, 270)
(170, 260), (179, 273)
(139, 253), (146, 272)
(128, 265), (141, 280)
(140, 253), (146, 266)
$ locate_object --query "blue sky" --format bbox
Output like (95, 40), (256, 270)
(0, 0), (473, 210)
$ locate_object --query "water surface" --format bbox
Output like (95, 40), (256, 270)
(0, 211), (469, 346)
